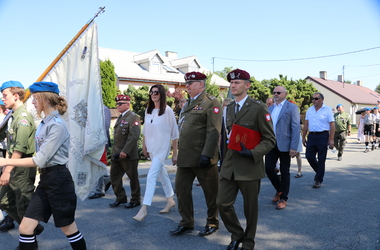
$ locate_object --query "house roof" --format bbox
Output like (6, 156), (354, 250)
(98, 47), (230, 87)
(306, 76), (380, 105)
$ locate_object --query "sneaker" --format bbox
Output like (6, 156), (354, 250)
(364, 148), (370, 153)
(313, 181), (321, 188)
(337, 156), (342, 161)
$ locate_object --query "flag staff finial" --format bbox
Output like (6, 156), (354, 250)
(87, 6), (106, 25)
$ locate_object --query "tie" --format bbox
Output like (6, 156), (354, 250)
(189, 98), (194, 105)
(235, 103), (240, 114)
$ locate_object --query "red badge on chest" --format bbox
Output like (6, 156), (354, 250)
(134, 121), (139, 126)
(266, 114), (271, 121)
(213, 107), (220, 114)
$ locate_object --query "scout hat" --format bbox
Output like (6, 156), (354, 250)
(0, 80), (24, 92)
(115, 95), (130, 101)
(184, 72), (207, 81)
(227, 69), (251, 82)
(30, 81), (59, 94)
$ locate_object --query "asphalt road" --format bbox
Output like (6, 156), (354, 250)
(1, 137), (379, 250)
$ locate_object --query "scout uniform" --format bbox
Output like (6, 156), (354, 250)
(0, 81), (36, 225)
(333, 104), (351, 158)
(174, 72), (222, 233)
(110, 95), (141, 206)
(217, 69), (276, 250)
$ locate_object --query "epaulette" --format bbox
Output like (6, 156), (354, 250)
(206, 93), (216, 101)
(251, 98), (265, 106)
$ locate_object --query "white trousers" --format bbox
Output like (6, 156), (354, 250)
(142, 155), (174, 206)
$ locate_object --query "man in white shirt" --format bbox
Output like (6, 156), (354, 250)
(302, 92), (335, 188)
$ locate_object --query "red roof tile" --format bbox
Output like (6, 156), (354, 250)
(306, 76), (380, 105)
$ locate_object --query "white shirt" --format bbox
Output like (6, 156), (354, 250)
(271, 99), (286, 135)
(305, 103), (334, 132)
(235, 95), (248, 112)
(143, 106), (179, 163)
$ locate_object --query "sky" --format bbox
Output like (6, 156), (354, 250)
(1, 0), (380, 91)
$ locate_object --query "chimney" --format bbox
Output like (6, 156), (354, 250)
(357, 80), (362, 86)
(337, 75), (344, 82)
(319, 71), (327, 80)
(165, 51), (177, 59)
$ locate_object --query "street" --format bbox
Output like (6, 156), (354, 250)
(1, 136), (379, 249)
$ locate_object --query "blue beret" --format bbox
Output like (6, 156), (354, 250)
(29, 81), (59, 94)
(0, 81), (24, 92)
(336, 104), (342, 108)
(374, 106), (378, 110)
(365, 108), (371, 111)
(0, 100), (4, 105)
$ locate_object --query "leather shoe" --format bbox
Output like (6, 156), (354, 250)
(313, 181), (321, 188)
(0, 215), (15, 231)
(272, 192), (282, 202)
(104, 181), (111, 192)
(109, 201), (126, 207)
(241, 248), (253, 250)
(226, 240), (242, 250)
(198, 226), (218, 236)
(124, 202), (141, 209)
(88, 193), (105, 199)
(170, 226), (193, 235)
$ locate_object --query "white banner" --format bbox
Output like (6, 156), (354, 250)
(30, 23), (107, 200)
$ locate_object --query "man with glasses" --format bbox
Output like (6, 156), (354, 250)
(265, 86), (300, 210)
(170, 72), (221, 237)
(302, 92), (335, 188)
(109, 95), (141, 209)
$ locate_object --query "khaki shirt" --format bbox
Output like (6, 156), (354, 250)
(334, 112), (351, 132)
(177, 91), (222, 167)
(6, 105), (36, 157)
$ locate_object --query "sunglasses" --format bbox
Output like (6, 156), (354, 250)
(273, 92), (283, 95)
(185, 81), (199, 85)
(312, 98), (321, 100)
(149, 91), (159, 95)
(116, 102), (128, 106)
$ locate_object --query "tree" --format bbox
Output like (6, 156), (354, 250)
(214, 66), (235, 80)
(124, 85), (149, 123)
(205, 72), (223, 100)
(375, 83), (380, 93)
(100, 60), (118, 108)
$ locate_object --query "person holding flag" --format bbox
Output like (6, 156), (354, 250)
(0, 81), (86, 250)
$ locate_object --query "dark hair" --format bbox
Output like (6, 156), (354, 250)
(147, 85), (166, 116)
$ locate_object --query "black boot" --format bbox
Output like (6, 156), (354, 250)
(0, 215), (15, 231)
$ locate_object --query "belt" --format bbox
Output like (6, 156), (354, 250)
(309, 130), (328, 135)
(335, 131), (346, 133)
(38, 164), (67, 174)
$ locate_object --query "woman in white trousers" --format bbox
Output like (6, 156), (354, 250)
(133, 85), (179, 221)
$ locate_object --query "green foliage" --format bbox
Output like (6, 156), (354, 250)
(375, 83), (380, 93)
(124, 85), (149, 123)
(214, 66), (235, 80)
(100, 60), (117, 108)
(205, 72), (223, 100)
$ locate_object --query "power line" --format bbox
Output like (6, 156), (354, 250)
(345, 63), (380, 67)
(214, 46), (380, 62)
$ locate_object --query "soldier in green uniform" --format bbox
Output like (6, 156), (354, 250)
(217, 69), (275, 250)
(109, 95), (141, 209)
(0, 81), (43, 235)
(170, 72), (222, 237)
(334, 104), (351, 161)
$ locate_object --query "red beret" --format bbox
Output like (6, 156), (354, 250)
(184, 71), (207, 81)
(227, 69), (251, 82)
(115, 95), (130, 101)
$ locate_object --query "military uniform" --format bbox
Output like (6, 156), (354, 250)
(0, 104), (36, 224)
(110, 110), (141, 204)
(333, 111), (351, 157)
(176, 90), (222, 228)
(217, 97), (275, 249)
